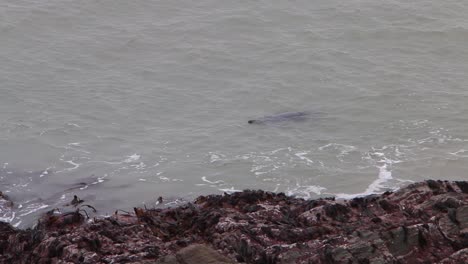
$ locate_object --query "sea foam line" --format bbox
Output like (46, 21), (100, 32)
(335, 162), (394, 199)
(201, 176), (224, 185)
(286, 185), (326, 199)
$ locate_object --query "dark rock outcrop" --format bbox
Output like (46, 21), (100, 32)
(156, 244), (237, 264)
(1, 180), (468, 263)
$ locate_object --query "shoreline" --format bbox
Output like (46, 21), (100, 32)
(1, 180), (468, 263)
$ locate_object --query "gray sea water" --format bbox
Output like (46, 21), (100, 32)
(1, 0), (468, 227)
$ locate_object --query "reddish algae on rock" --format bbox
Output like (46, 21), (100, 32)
(1, 180), (468, 263)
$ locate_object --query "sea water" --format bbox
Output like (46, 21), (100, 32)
(1, 0), (468, 227)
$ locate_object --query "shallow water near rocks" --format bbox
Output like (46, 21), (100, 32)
(1, 0), (468, 227)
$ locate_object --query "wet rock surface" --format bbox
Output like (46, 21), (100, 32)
(0, 191), (14, 224)
(1, 180), (468, 263)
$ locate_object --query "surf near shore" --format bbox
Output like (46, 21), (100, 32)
(1, 180), (468, 263)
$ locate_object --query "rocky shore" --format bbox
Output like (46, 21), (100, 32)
(1, 180), (468, 263)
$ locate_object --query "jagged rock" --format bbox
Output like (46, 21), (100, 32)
(439, 248), (468, 263)
(0, 191), (14, 223)
(1, 180), (468, 263)
(156, 244), (236, 264)
(0, 191), (13, 207)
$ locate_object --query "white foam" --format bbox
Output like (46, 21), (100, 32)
(286, 185), (326, 199)
(269, 148), (288, 154)
(201, 176), (224, 185)
(209, 152), (226, 163)
(66, 122), (81, 128)
(0, 196), (15, 223)
(39, 167), (53, 177)
(219, 187), (243, 194)
(130, 162), (146, 170)
(273, 184), (280, 192)
(66, 142), (90, 154)
(154, 175), (181, 182)
(395, 147), (405, 157)
(165, 199), (185, 206)
(373, 152), (385, 157)
(318, 143), (357, 158)
(159, 176), (170, 182)
(251, 164), (269, 172)
(19, 204), (49, 217)
(124, 154), (141, 163)
(450, 149), (468, 158)
(250, 162), (281, 176)
(88, 160), (122, 165)
(295, 152), (314, 164)
(63, 160), (80, 171)
(91, 176), (106, 185)
(335, 162), (394, 199)
(0, 212), (15, 223)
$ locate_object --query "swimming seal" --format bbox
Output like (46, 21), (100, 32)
(248, 111), (311, 124)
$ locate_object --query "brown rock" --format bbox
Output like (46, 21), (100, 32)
(157, 244), (237, 264)
(1, 180), (468, 263)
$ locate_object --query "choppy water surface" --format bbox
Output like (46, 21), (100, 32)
(1, 0), (468, 227)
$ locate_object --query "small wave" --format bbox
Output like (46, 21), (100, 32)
(318, 143), (357, 160)
(295, 152), (314, 164)
(18, 203), (49, 217)
(0, 197), (14, 223)
(201, 176), (224, 185)
(39, 167), (53, 178)
(335, 163), (394, 199)
(79, 175), (107, 190)
(269, 148), (289, 154)
(450, 149), (468, 158)
(130, 162), (146, 170)
(58, 159), (80, 172)
(251, 164), (280, 175)
(208, 152), (226, 163)
(286, 185), (326, 199)
(0, 212), (15, 223)
(334, 144), (408, 199)
(66, 122), (81, 128)
(124, 154), (141, 163)
(159, 176), (171, 182)
(66, 142), (91, 154)
(164, 198), (190, 207)
(219, 187), (243, 194)
(86, 154), (144, 170)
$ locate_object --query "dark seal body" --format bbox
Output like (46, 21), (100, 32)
(248, 111), (311, 124)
